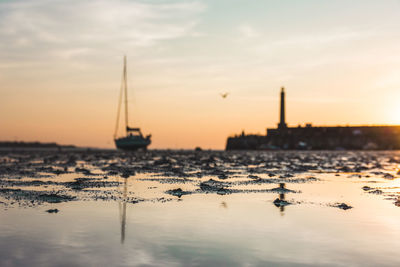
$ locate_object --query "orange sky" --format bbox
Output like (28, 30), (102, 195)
(1, 0), (400, 149)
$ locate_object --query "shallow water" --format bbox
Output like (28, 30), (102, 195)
(1, 150), (400, 266)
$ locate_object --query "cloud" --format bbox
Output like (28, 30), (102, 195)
(273, 29), (376, 47)
(238, 24), (260, 39)
(0, 0), (205, 63)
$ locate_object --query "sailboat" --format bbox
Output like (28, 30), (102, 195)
(114, 56), (151, 150)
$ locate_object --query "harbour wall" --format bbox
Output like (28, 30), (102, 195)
(226, 125), (400, 150)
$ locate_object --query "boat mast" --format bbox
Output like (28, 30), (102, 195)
(113, 57), (125, 140)
(123, 55), (129, 135)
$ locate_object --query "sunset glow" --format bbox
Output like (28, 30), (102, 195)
(1, 0), (400, 149)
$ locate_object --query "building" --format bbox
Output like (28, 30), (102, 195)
(225, 88), (400, 150)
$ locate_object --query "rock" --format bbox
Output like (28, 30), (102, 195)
(383, 173), (395, 179)
(273, 198), (291, 207)
(217, 188), (230, 195)
(362, 186), (372, 191)
(121, 168), (135, 178)
(74, 167), (91, 175)
(121, 172), (131, 178)
(270, 187), (297, 194)
(368, 189), (383, 195)
(200, 179), (226, 192)
(336, 203), (352, 210)
(218, 173), (228, 179)
(166, 188), (190, 198)
(46, 208), (59, 213)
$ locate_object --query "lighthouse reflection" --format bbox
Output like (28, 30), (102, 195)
(119, 177), (128, 244)
(272, 183), (292, 215)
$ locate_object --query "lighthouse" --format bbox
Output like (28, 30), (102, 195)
(278, 87), (287, 129)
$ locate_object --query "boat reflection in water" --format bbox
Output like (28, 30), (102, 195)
(119, 178), (128, 244)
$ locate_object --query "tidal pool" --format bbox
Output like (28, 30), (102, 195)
(1, 150), (400, 266)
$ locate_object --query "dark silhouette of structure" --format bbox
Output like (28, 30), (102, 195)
(114, 56), (151, 151)
(0, 141), (75, 148)
(226, 88), (400, 150)
(278, 87), (287, 130)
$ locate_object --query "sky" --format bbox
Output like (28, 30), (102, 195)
(1, 0), (400, 149)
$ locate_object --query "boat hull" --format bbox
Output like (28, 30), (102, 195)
(115, 136), (151, 151)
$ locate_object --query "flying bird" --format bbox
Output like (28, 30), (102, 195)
(220, 92), (229, 99)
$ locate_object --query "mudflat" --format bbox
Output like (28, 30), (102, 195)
(1, 150), (400, 266)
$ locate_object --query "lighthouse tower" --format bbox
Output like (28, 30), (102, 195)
(278, 87), (287, 130)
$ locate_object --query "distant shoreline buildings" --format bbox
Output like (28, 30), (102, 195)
(226, 88), (400, 150)
(0, 141), (75, 149)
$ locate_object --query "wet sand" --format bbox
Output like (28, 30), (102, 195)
(1, 150), (400, 266)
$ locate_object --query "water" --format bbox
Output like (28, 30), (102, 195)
(0, 150), (400, 266)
